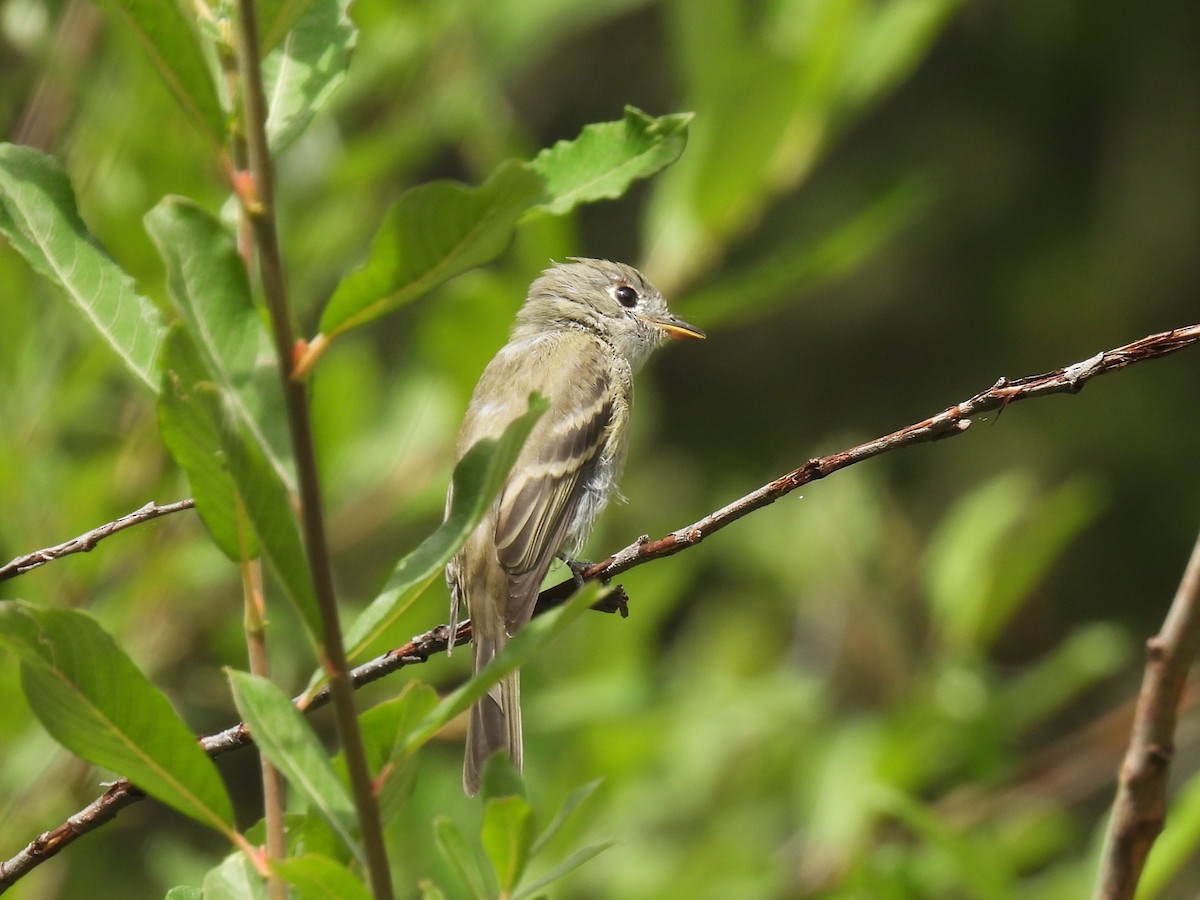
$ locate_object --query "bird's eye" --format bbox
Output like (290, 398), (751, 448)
(615, 285), (638, 308)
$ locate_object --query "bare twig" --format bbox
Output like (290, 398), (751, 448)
(0, 500), (195, 582)
(582, 323), (1200, 582)
(1093, 532), (1200, 899)
(1, 322), (1197, 891)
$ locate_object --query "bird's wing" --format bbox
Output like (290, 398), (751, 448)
(493, 339), (614, 632)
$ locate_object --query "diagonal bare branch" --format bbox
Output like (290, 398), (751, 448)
(1093, 531), (1200, 899)
(0, 499), (196, 583)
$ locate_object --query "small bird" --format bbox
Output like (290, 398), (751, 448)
(445, 258), (704, 795)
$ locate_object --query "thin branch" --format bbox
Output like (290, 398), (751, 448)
(581, 322), (1200, 582)
(1, 321), (1197, 891)
(1093, 531), (1200, 899)
(0, 499), (195, 583)
(231, 0), (392, 896)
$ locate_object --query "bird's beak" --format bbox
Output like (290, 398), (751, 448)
(645, 312), (706, 341)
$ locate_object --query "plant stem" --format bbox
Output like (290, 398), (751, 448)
(231, 2), (393, 897)
(239, 533), (286, 900)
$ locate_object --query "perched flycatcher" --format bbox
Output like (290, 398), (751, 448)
(446, 258), (704, 795)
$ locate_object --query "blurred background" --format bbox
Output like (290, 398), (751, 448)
(2, 0), (1199, 897)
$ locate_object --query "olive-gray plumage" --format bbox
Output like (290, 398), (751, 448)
(446, 258), (703, 795)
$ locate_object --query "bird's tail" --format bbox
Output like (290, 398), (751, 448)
(463, 634), (522, 796)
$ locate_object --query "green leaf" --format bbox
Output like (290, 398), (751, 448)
(164, 887), (203, 900)
(259, 0), (317, 54)
(526, 106), (692, 217)
(145, 197), (293, 492)
(0, 144), (165, 391)
(512, 841), (616, 900)
(480, 752), (527, 803)
(418, 881), (448, 900)
(272, 854), (373, 900)
(157, 325), (320, 642)
(227, 670), (363, 864)
(398, 583), (603, 756)
(0, 602), (234, 833)
(433, 815), (492, 900)
(220, 416), (323, 642)
(343, 394), (548, 660)
(482, 794), (536, 893)
(201, 851), (267, 900)
(94, 0), (226, 146)
(530, 779), (604, 856)
(358, 683), (439, 825)
(319, 160), (546, 340)
(264, 0), (357, 152)
(158, 325), (252, 560)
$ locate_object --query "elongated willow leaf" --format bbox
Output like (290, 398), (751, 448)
(0, 602), (234, 834)
(0, 144), (164, 390)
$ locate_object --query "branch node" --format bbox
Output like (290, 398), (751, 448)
(1064, 352), (1104, 388)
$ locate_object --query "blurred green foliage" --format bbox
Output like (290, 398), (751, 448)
(2, 0), (1200, 898)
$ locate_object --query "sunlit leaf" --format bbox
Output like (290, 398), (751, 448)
(0, 144), (164, 391)
(343, 394), (548, 661)
(264, 0), (357, 152)
(227, 670), (363, 864)
(145, 197), (292, 491)
(526, 106), (692, 217)
(319, 160), (546, 340)
(93, 0), (226, 145)
(0, 602), (234, 834)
